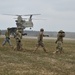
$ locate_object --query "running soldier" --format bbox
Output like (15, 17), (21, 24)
(33, 28), (47, 53)
(54, 30), (65, 54)
(14, 29), (23, 51)
(2, 28), (12, 46)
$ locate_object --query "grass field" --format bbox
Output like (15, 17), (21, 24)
(0, 37), (75, 75)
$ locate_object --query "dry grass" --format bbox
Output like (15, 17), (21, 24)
(0, 37), (75, 75)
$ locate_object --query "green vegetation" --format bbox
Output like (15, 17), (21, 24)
(0, 37), (75, 75)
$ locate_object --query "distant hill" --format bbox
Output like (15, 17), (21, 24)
(23, 30), (75, 38)
(1, 30), (75, 38)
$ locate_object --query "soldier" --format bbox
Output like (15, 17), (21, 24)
(33, 28), (47, 53)
(2, 28), (12, 46)
(14, 29), (23, 51)
(54, 30), (65, 54)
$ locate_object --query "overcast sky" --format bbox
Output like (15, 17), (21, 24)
(0, 0), (75, 32)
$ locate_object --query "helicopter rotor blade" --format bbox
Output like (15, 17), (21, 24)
(2, 14), (41, 16)
(2, 14), (23, 16)
(13, 17), (29, 19)
(23, 18), (46, 20)
(21, 14), (41, 16)
(13, 18), (46, 20)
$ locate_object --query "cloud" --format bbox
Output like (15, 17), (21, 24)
(0, 0), (75, 32)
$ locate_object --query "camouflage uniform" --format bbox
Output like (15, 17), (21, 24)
(54, 30), (65, 54)
(34, 28), (47, 53)
(2, 29), (12, 46)
(14, 29), (23, 51)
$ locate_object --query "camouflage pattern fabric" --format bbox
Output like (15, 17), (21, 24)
(34, 29), (47, 53)
(56, 41), (63, 53)
(37, 32), (44, 47)
(14, 30), (23, 51)
(54, 30), (65, 54)
(2, 30), (12, 46)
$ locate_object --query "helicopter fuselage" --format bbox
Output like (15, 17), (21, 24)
(15, 15), (33, 29)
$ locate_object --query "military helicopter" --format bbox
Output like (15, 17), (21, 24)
(15, 14), (41, 29)
(3, 14), (40, 35)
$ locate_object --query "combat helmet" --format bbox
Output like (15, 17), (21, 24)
(40, 28), (44, 32)
(58, 30), (65, 33)
(58, 30), (65, 37)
